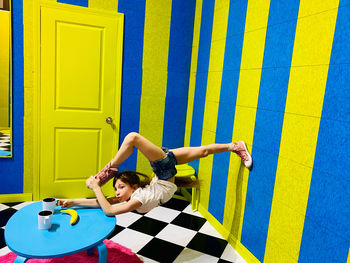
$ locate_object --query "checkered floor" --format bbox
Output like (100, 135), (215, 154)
(0, 131), (11, 157)
(0, 198), (246, 263)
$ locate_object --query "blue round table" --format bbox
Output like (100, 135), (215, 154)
(5, 201), (116, 262)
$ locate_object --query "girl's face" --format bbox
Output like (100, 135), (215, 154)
(114, 179), (138, 202)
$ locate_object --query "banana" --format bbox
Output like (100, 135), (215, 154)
(60, 209), (79, 225)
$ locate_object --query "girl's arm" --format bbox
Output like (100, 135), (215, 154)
(58, 196), (120, 208)
(93, 186), (142, 216)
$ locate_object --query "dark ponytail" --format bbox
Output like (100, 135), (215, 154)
(174, 176), (200, 188)
(113, 170), (199, 189)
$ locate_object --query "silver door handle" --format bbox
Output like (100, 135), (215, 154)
(106, 117), (113, 124)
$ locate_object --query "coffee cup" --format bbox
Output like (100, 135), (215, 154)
(42, 197), (56, 213)
(38, 210), (53, 230)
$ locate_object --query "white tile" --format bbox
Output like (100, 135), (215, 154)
(221, 243), (247, 263)
(0, 204), (10, 212)
(173, 248), (219, 263)
(156, 224), (197, 247)
(12, 201), (35, 210)
(198, 221), (225, 240)
(0, 246), (11, 256)
(115, 212), (143, 228)
(144, 206), (181, 223)
(110, 228), (153, 254)
(137, 255), (160, 263)
(182, 204), (204, 218)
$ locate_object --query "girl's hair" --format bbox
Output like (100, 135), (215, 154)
(113, 170), (151, 188)
(113, 170), (199, 189)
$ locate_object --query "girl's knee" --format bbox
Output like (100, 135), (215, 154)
(125, 132), (139, 144)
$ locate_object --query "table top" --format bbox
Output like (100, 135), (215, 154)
(5, 201), (116, 259)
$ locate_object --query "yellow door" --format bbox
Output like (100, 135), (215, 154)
(39, 3), (123, 199)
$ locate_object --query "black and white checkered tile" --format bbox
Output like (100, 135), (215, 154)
(0, 199), (246, 263)
(0, 132), (11, 156)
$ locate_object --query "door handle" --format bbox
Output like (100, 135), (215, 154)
(105, 117), (113, 124)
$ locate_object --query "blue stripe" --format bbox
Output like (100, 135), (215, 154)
(163, 0), (196, 149)
(118, 1), (145, 171)
(208, 0), (248, 223)
(57, 0), (88, 7)
(299, 3), (350, 262)
(0, 0), (24, 194)
(189, 0), (215, 172)
(240, 0), (300, 261)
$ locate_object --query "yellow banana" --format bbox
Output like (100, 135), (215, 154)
(60, 209), (79, 225)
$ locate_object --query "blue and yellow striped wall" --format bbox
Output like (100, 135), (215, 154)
(3, 0), (350, 262)
(185, 0), (350, 262)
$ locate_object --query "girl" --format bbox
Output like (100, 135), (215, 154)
(58, 132), (252, 216)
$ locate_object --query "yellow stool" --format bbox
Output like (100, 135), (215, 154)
(151, 164), (199, 211)
(173, 164), (199, 211)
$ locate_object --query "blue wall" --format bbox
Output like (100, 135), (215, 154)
(0, 0), (24, 194)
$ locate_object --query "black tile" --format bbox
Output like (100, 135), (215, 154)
(138, 237), (184, 263)
(0, 208), (17, 227)
(1, 147), (10, 150)
(0, 228), (5, 249)
(107, 224), (125, 239)
(218, 259), (234, 263)
(3, 202), (22, 207)
(131, 210), (146, 216)
(171, 212), (206, 231)
(128, 216), (168, 236)
(187, 232), (228, 258)
(161, 198), (190, 211)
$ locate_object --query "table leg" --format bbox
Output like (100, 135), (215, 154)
(14, 256), (28, 262)
(96, 242), (107, 263)
(87, 247), (94, 256)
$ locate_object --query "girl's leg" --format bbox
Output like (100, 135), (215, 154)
(110, 132), (166, 168)
(170, 144), (231, 165)
(171, 141), (252, 169)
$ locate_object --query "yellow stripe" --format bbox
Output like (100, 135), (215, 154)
(222, 0), (271, 244)
(23, 0), (35, 194)
(184, 0), (203, 147)
(197, 0), (230, 210)
(89, 0), (118, 11)
(264, 1), (339, 262)
(137, 0), (172, 175)
(347, 247), (350, 263)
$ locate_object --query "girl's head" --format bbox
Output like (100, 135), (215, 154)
(113, 171), (150, 202)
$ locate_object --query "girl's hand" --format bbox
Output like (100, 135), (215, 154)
(86, 176), (100, 190)
(57, 199), (74, 208)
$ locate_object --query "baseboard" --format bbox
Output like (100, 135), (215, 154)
(0, 193), (33, 203)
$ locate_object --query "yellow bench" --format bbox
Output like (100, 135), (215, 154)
(173, 164), (199, 211)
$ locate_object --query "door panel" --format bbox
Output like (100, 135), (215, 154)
(56, 21), (102, 110)
(40, 4), (123, 199)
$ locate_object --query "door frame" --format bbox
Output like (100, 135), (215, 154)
(31, 0), (123, 200)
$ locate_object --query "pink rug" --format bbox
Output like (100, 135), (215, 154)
(0, 240), (142, 263)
